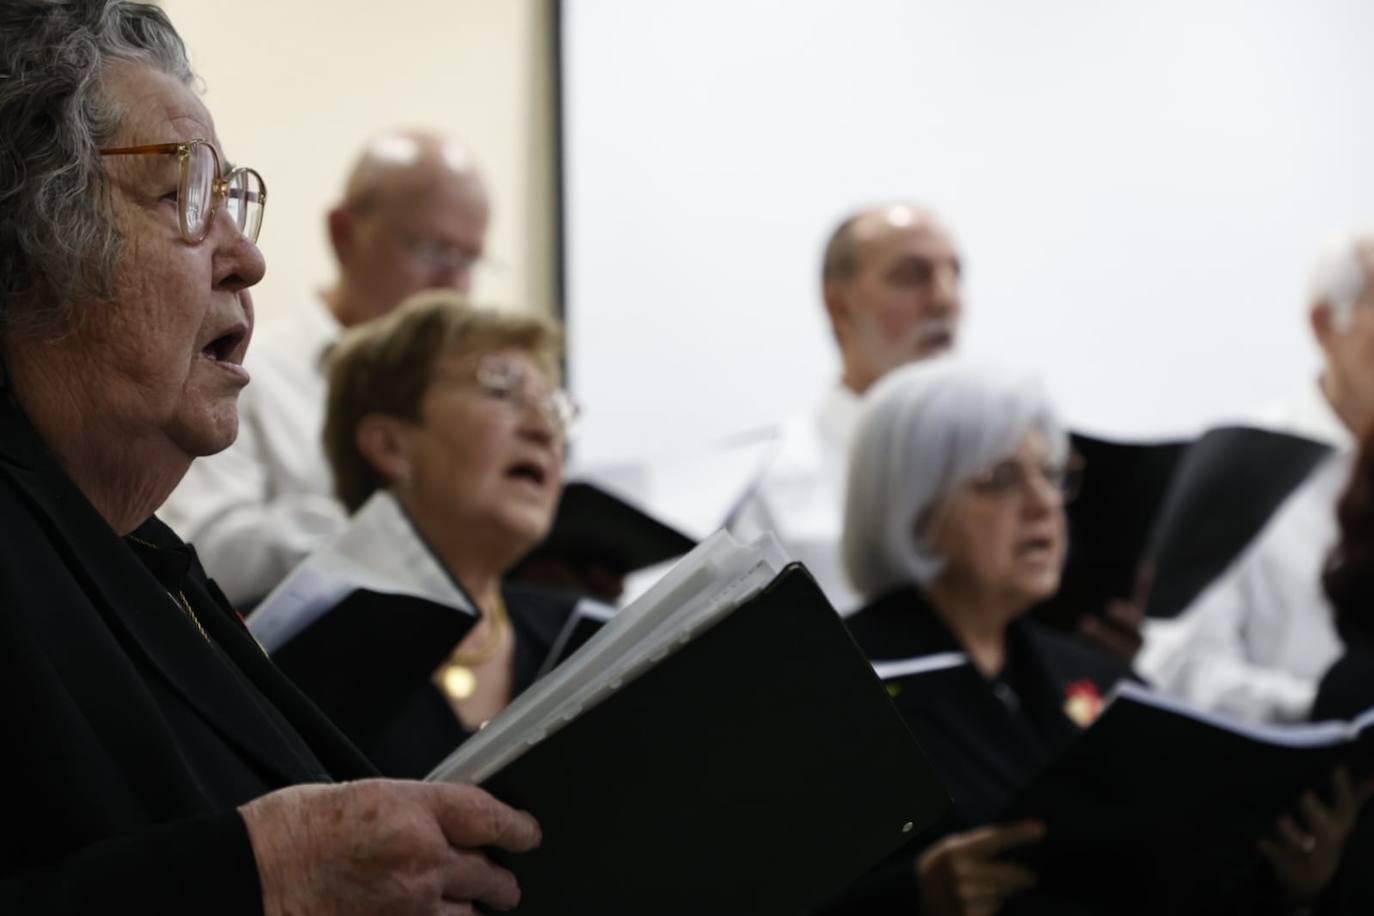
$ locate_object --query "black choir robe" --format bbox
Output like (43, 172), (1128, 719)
(366, 581), (590, 778)
(246, 487), (598, 780)
(0, 401), (377, 914)
(821, 585), (1129, 915)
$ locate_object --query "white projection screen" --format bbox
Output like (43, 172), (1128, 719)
(560, 0), (1374, 480)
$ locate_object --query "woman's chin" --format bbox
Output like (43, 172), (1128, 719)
(1010, 570), (1062, 608)
(494, 508), (557, 562)
(168, 405), (241, 460)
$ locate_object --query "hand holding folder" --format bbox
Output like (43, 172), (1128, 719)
(1003, 682), (1374, 910)
(1257, 766), (1374, 905)
(429, 531), (951, 915)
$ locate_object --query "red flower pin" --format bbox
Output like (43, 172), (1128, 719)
(1063, 679), (1103, 727)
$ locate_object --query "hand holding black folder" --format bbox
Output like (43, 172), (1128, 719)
(429, 532), (951, 916)
(1002, 683), (1374, 911)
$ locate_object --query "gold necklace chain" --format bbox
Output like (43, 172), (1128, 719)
(173, 589), (211, 643)
(451, 595), (510, 667)
(441, 596), (511, 702)
(124, 533), (211, 643)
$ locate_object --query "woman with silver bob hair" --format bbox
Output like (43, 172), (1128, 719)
(0, 2), (538, 913)
(835, 358), (1118, 915)
(835, 359), (1365, 916)
(844, 359), (1071, 599)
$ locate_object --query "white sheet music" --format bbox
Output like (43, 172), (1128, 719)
(428, 529), (789, 784)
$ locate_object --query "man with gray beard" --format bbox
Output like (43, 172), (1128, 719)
(733, 206), (962, 614)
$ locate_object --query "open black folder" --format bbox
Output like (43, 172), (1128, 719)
(429, 535), (950, 915)
(1142, 426), (1333, 619)
(1031, 433), (1187, 631)
(517, 481), (697, 576)
(1002, 682), (1374, 910)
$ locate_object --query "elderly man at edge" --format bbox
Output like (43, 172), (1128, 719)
(732, 205), (962, 615)
(0, 3), (537, 912)
(161, 127), (491, 607)
(1137, 233), (1374, 722)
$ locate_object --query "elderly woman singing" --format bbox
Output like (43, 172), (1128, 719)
(0, 2), (538, 913)
(830, 358), (1370, 916)
(247, 290), (591, 779)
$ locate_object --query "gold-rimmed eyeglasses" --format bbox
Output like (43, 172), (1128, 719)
(100, 139), (266, 244)
(432, 353), (581, 439)
(475, 354), (581, 439)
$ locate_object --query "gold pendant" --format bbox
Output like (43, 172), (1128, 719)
(442, 664), (477, 701)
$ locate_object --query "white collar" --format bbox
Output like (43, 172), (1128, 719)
(247, 490), (476, 651)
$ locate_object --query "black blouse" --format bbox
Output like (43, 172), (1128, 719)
(846, 586), (1129, 835)
(334, 582), (584, 779)
(821, 586), (1129, 915)
(0, 399), (375, 914)
(124, 524), (332, 801)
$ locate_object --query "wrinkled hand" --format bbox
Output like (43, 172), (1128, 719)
(916, 820), (1045, 916)
(1078, 598), (1144, 663)
(240, 779), (542, 916)
(1259, 767), (1374, 904)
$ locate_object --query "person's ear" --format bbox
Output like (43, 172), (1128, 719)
(355, 413), (414, 488)
(327, 206), (357, 266)
(1311, 301), (1341, 354)
(823, 282), (854, 347)
(911, 500), (945, 549)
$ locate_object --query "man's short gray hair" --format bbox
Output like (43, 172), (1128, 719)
(1309, 232), (1373, 333)
(842, 357), (1068, 599)
(0, 0), (194, 337)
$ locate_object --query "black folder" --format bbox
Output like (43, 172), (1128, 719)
(535, 600), (613, 679)
(1032, 433), (1187, 631)
(470, 566), (951, 916)
(270, 589), (474, 752)
(517, 481), (697, 576)
(1002, 684), (1374, 911)
(1142, 426), (1333, 619)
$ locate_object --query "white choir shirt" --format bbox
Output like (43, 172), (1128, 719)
(246, 489), (476, 653)
(730, 385), (864, 615)
(1137, 379), (1353, 723)
(160, 298), (349, 607)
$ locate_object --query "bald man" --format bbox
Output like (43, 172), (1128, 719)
(731, 205), (962, 614)
(162, 130), (491, 606)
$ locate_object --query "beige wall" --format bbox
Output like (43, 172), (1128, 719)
(159, 0), (558, 325)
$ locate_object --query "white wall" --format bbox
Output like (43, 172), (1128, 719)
(160, 0), (556, 326)
(563, 0), (1374, 467)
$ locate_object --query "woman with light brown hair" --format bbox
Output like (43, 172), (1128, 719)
(249, 289), (595, 778)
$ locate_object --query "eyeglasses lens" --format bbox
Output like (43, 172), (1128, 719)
(181, 142), (217, 241)
(227, 169), (266, 244)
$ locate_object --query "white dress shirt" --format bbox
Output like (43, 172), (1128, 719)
(161, 298), (349, 606)
(1137, 380), (1352, 722)
(731, 385), (864, 615)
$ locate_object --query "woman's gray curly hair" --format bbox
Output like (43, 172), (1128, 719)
(0, 0), (194, 337)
